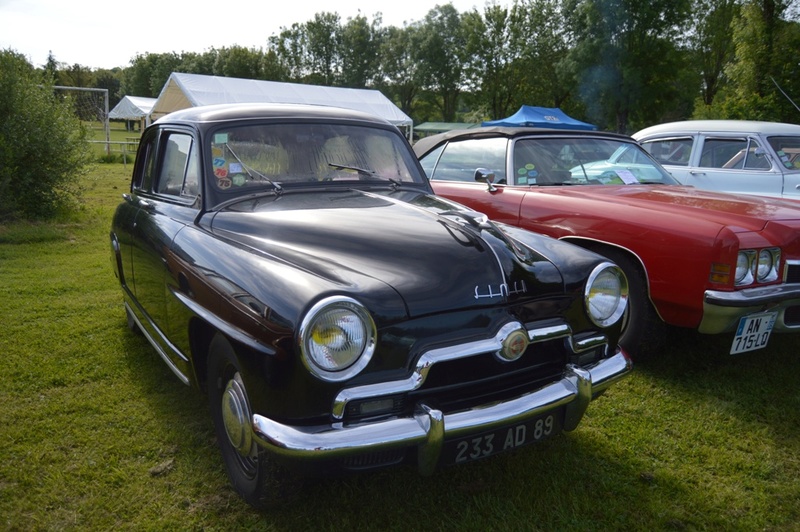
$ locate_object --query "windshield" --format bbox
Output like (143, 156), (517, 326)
(513, 137), (679, 185)
(767, 136), (800, 171)
(208, 123), (423, 193)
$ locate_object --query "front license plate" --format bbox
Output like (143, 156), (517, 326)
(444, 410), (563, 466)
(730, 311), (777, 354)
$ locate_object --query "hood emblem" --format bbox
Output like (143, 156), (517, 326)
(474, 280), (528, 300)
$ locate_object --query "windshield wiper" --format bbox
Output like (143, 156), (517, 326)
(225, 143), (283, 193)
(327, 163), (402, 188)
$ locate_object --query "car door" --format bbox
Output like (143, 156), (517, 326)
(638, 135), (695, 183)
(683, 134), (783, 198)
(421, 137), (528, 226)
(126, 126), (201, 366)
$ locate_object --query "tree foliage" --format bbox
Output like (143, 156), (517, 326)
(0, 50), (92, 220)
(12, 0), (800, 134)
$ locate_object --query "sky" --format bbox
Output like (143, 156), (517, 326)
(0, 0), (505, 71)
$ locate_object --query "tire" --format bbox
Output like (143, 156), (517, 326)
(591, 248), (665, 360)
(207, 333), (301, 508)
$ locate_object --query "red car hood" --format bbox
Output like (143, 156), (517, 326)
(539, 185), (800, 231)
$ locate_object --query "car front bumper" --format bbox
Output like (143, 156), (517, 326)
(700, 284), (800, 333)
(251, 349), (631, 475)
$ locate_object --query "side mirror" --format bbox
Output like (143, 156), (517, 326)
(474, 168), (495, 183)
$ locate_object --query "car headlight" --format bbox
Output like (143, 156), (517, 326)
(585, 263), (628, 327)
(735, 250), (755, 285)
(299, 296), (376, 382)
(757, 248), (780, 282)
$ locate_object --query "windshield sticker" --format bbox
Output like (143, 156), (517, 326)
(214, 133), (229, 145)
(616, 169), (639, 184)
(217, 177), (232, 189)
(231, 173), (247, 186)
(518, 164), (537, 184)
(214, 167), (228, 178)
(229, 162), (243, 174)
(213, 157), (226, 168)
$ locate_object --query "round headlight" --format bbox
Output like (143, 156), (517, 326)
(757, 250), (773, 281)
(735, 251), (754, 285)
(585, 263), (629, 327)
(299, 296), (376, 382)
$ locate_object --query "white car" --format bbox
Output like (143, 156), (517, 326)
(633, 120), (800, 200)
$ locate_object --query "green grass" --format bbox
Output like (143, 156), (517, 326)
(1, 164), (799, 530)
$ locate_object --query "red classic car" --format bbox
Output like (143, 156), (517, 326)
(414, 127), (800, 358)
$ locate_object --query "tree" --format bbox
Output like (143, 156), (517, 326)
(0, 50), (92, 219)
(686, 0), (740, 107)
(513, 0), (575, 111)
(376, 24), (422, 116)
(564, 0), (693, 132)
(717, 0), (794, 120)
(413, 4), (466, 121)
(305, 12), (342, 85)
(214, 46), (267, 80)
(461, 3), (523, 120)
(339, 13), (383, 88)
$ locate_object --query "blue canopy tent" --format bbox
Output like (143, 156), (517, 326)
(482, 106), (597, 130)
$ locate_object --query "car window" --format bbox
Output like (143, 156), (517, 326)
(209, 123), (420, 192)
(698, 137), (769, 170)
(767, 136), (800, 170)
(640, 137), (692, 166)
(156, 133), (198, 197)
(426, 137), (508, 182)
(513, 137), (676, 185)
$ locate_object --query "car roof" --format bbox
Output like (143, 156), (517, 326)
(634, 120), (800, 139)
(412, 126), (633, 158)
(154, 102), (394, 127)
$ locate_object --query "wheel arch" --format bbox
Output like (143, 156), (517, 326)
(559, 237), (663, 320)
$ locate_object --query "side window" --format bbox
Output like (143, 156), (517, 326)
(418, 145), (444, 178)
(156, 133), (197, 198)
(640, 138), (692, 166)
(132, 134), (157, 192)
(700, 138), (747, 168)
(428, 138), (508, 182)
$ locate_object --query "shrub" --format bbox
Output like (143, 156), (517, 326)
(0, 49), (93, 219)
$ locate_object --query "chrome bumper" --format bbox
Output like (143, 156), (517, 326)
(251, 349), (631, 475)
(699, 284), (800, 333)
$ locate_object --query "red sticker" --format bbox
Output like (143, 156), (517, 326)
(214, 167), (229, 178)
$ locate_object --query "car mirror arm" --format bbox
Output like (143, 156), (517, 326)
(474, 168), (497, 191)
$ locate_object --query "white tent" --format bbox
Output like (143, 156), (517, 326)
(151, 73), (413, 136)
(109, 95), (157, 130)
(108, 95), (156, 120)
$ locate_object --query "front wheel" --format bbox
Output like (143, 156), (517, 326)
(207, 333), (301, 508)
(592, 248), (666, 359)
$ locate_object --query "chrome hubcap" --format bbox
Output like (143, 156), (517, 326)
(221, 372), (253, 456)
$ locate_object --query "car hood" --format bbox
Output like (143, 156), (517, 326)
(546, 185), (800, 231)
(207, 188), (568, 319)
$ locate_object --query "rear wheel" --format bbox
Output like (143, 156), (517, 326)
(207, 333), (301, 508)
(590, 248), (665, 359)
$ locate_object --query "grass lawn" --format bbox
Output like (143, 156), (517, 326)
(1, 164), (798, 530)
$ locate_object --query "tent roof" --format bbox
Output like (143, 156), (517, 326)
(151, 73), (413, 127)
(108, 95), (156, 120)
(482, 106), (597, 131)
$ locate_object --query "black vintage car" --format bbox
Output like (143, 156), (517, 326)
(109, 103), (632, 508)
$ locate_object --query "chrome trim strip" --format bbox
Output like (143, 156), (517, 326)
(251, 350), (632, 475)
(124, 301), (190, 386)
(332, 321), (526, 419)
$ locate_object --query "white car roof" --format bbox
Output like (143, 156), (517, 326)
(633, 120), (800, 139)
